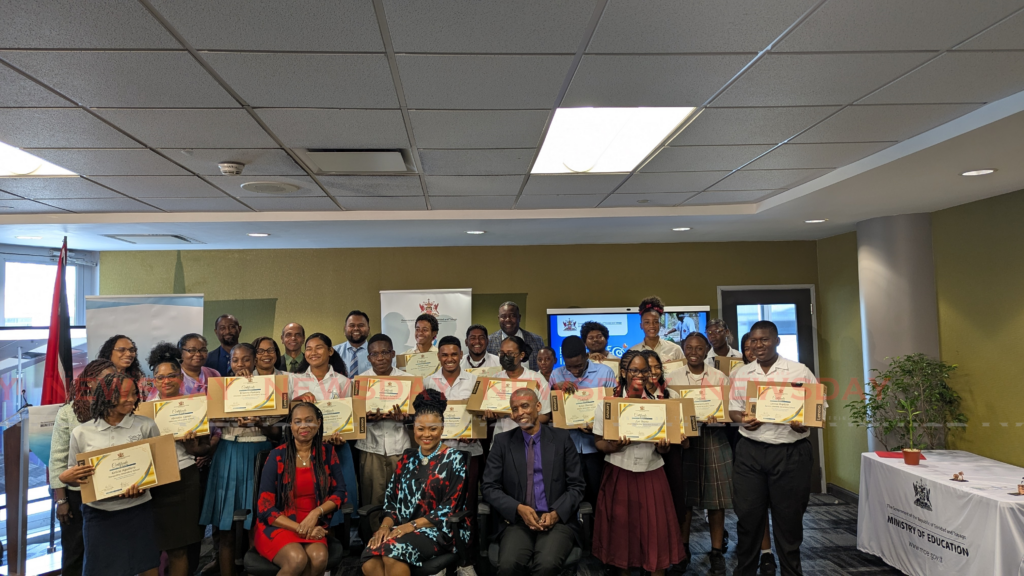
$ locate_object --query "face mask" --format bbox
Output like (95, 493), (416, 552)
(499, 353), (518, 370)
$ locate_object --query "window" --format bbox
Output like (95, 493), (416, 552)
(4, 262), (77, 327)
(737, 303), (800, 361)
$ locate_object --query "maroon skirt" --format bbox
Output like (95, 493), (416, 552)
(593, 464), (685, 571)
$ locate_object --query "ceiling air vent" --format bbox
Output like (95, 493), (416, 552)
(294, 149), (413, 174)
(103, 234), (204, 245)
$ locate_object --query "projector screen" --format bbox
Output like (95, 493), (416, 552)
(546, 306), (710, 365)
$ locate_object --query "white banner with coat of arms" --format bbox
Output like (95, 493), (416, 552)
(380, 289), (472, 352)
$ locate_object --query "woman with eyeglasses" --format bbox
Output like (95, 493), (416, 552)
(628, 296), (684, 362)
(177, 333), (221, 396)
(98, 333), (145, 382)
(592, 350), (684, 576)
(486, 335), (551, 434)
(361, 389), (469, 575)
(146, 343), (211, 576)
(252, 336), (287, 377)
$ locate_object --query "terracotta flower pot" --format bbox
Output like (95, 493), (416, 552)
(903, 448), (922, 465)
(1017, 484), (1024, 495)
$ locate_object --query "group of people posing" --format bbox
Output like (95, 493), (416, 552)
(48, 296), (818, 576)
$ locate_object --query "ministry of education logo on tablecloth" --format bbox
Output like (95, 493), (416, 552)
(913, 479), (933, 511)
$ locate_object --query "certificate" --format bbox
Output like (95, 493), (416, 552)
(399, 352), (440, 377)
(317, 398), (355, 436)
(442, 402), (486, 439)
(363, 378), (415, 415)
(465, 365), (501, 378)
(617, 402), (668, 442)
(676, 387), (726, 421)
(152, 396), (209, 438)
(755, 386), (805, 423)
(223, 376), (277, 413)
(552, 388), (606, 428)
(88, 443), (159, 498)
(467, 378), (535, 414)
(661, 359), (687, 376)
(599, 358), (620, 377)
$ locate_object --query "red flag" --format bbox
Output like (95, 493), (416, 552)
(41, 237), (73, 405)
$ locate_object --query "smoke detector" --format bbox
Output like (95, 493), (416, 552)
(240, 181), (302, 195)
(218, 162), (245, 176)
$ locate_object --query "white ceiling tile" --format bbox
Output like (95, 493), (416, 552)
(0, 198), (69, 213)
(600, 192), (696, 207)
(424, 176), (522, 196)
(793, 104), (983, 143)
(398, 55), (572, 109)
(563, 55), (752, 107)
(670, 106), (840, 146)
(0, 0), (180, 49)
(589, 0), (815, 53)
(429, 196), (516, 210)
(713, 53), (934, 107)
(318, 175), (423, 197)
(775, 0), (1023, 52)
(0, 65), (72, 107)
(745, 142), (896, 169)
(160, 149), (305, 176)
(641, 145), (774, 173)
(203, 53), (397, 108)
(709, 168), (830, 190)
(515, 194), (604, 209)
(521, 174), (625, 195)
(244, 196), (341, 212)
(24, 149), (189, 176)
(419, 149), (533, 176)
(206, 176), (323, 198)
(0, 108), (140, 148)
(256, 109), (409, 149)
(36, 197), (161, 213)
(957, 9), (1024, 50)
(143, 197), (251, 212)
(89, 176), (225, 199)
(410, 110), (549, 149)
(860, 52), (1024, 105)
(95, 109), (276, 148)
(336, 196), (427, 211)
(149, 0), (383, 51)
(684, 190), (778, 205)
(1, 51), (236, 108)
(385, 0), (592, 53)
(0, 177), (121, 199)
(617, 172), (729, 194)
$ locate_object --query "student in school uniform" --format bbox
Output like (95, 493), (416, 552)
(424, 335), (481, 576)
(547, 335), (615, 506)
(486, 335), (551, 434)
(729, 321), (818, 576)
(59, 373), (162, 576)
(629, 296), (684, 362)
(461, 324), (500, 371)
(536, 346), (557, 382)
(706, 319), (743, 367)
(404, 313), (439, 355)
(581, 321), (615, 360)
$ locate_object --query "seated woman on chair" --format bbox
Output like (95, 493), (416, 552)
(361, 389), (469, 576)
(254, 402), (349, 576)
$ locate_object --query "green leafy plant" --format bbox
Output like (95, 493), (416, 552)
(846, 353), (967, 450)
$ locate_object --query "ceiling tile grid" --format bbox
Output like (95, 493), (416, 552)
(424, 176), (524, 197)
(88, 176), (227, 199)
(397, 55), (573, 109)
(419, 149), (534, 176)
(0, 65), (74, 108)
(160, 149), (305, 176)
(0, 177), (123, 199)
(745, 142), (897, 170)
(0, 108), (140, 148)
(318, 175), (424, 197)
(410, 110), (550, 149)
(640, 145), (774, 173)
(206, 176), (324, 198)
(95, 109), (278, 149)
(22, 149), (190, 176)
(669, 106), (841, 146)
(255, 109), (409, 149)
(521, 174), (626, 196)
(599, 192), (697, 207)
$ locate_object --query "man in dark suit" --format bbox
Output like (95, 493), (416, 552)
(482, 388), (585, 576)
(205, 314), (240, 375)
(486, 301), (546, 371)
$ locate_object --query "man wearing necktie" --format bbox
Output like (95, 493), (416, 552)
(333, 310), (370, 376)
(482, 388), (585, 576)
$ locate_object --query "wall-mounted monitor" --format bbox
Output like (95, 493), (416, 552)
(546, 306), (711, 364)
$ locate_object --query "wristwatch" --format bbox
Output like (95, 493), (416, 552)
(55, 498), (69, 506)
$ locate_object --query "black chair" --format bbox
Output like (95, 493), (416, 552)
(478, 501), (593, 573)
(357, 503), (470, 576)
(232, 448), (354, 576)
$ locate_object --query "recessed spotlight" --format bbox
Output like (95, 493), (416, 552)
(961, 169), (995, 176)
(247, 233), (270, 237)
(466, 230), (486, 235)
(805, 219), (828, 223)
(16, 236), (42, 240)
(672, 227), (691, 231)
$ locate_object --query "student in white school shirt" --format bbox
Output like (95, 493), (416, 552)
(424, 335), (481, 576)
(461, 324), (500, 371)
(356, 333), (413, 532)
(728, 320), (819, 576)
(403, 313), (439, 355)
(705, 318), (743, 367)
(629, 295), (684, 362)
(486, 335), (551, 433)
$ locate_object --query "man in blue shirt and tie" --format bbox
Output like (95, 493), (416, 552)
(333, 310), (370, 376)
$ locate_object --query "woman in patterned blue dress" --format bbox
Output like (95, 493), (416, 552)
(361, 389), (469, 575)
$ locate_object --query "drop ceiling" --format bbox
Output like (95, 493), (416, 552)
(0, 0), (1023, 250)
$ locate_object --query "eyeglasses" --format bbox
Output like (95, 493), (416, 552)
(707, 327), (727, 335)
(113, 347), (138, 355)
(368, 351), (393, 359)
(626, 368), (652, 377)
(255, 349), (276, 356)
(153, 374), (181, 382)
(181, 347), (208, 354)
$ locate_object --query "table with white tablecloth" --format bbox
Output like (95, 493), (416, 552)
(858, 450), (1024, 575)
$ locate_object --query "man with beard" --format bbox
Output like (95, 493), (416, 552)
(486, 301), (545, 371)
(276, 322), (305, 373)
(333, 310), (370, 376)
(204, 314), (239, 376)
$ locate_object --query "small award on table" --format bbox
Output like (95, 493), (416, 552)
(354, 375), (423, 415)
(442, 401), (487, 440)
(88, 443), (159, 499)
(550, 387), (610, 429)
(396, 352), (441, 377)
(137, 394), (209, 438)
(466, 378), (537, 414)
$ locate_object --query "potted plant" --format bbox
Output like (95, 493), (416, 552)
(898, 398), (922, 465)
(847, 354), (968, 454)
(1018, 477), (1024, 496)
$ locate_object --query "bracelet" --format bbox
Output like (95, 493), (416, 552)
(55, 498), (69, 506)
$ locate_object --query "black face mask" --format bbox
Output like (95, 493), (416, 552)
(499, 353), (518, 371)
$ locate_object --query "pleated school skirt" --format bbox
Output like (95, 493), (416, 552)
(199, 438), (271, 530)
(82, 500), (160, 576)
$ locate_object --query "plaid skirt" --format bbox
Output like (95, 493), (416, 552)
(682, 425), (734, 509)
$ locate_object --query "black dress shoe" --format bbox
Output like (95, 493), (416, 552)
(759, 552), (777, 575)
(708, 550), (726, 576)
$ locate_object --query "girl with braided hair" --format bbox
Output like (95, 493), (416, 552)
(629, 295), (684, 362)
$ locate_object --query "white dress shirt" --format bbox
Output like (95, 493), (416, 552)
(728, 356), (820, 445)
(705, 346), (743, 367)
(290, 366), (351, 402)
(629, 338), (685, 362)
(68, 413), (161, 511)
(666, 364), (729, 389)
(461, 353), (500, 370)
(402, 345), (438, 355)
(493, 367), (550, 435)
(591, 388), (669, 473)
(424, 368), (483, 457)
(354, 367), (413, 457)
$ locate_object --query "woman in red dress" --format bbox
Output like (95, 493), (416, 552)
(254, 402), (349, 576)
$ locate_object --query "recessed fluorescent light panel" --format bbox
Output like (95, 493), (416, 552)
(960, 169), (995, 176)
(0, 141), (75, 176)
(532, 107), (696, 174)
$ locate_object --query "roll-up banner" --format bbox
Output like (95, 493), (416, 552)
(380, 289), (472, 353)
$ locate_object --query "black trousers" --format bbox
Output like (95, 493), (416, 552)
(733, 437), (812, 576)
(579, 452), (605, 506)
(496, 522), (575, 576)
(60, 489), (85, 576)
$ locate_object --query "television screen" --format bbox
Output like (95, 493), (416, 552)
(546, 307), (710, 365)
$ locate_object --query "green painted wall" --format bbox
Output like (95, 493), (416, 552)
(815, 232), (869, 493)
(932, 188), (1024, 467)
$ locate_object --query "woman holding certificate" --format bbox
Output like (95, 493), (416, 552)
(254, 402), (349, 575)
(60, 372), (162, 576)
(592, 351), (684, 576)
(252, 336), (287, 377)
(628, 296), (684, 362)
(361, 389), (469, 575)
(489, 335), (551, 434)
(146, 344), (212, 576)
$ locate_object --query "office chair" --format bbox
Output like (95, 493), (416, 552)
(477, 501), (593, 573)
(357, 503), (471, 576)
